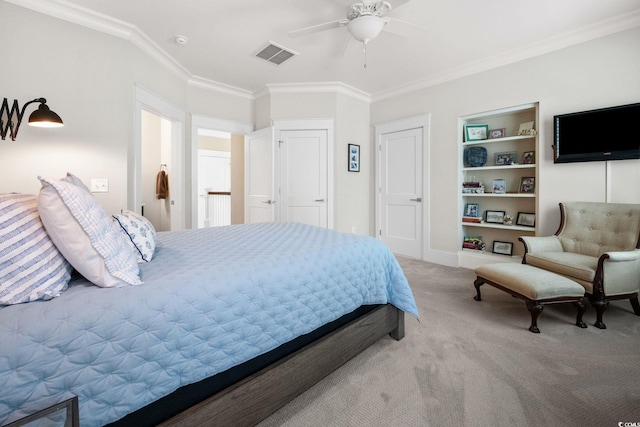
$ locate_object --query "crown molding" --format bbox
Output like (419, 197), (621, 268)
(188, 76), (254, 100)
(265, 82), (371, 103)
(371, 9), (640, 103)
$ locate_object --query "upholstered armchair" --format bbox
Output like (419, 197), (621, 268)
(519, 202), (640, 329)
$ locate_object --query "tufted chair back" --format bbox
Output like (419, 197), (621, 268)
(557, 202), (640, 258)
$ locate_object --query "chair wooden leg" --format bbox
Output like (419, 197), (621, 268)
(591, 298), (609, 329)
(630, 295), (640, 316)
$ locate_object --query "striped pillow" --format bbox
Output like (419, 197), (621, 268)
(0, 193), (72, 305)
(37, 177), (142, 288)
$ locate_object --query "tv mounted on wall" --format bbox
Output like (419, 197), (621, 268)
(553, 102), (640, 163)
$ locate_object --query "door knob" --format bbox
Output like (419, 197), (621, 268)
(410, 197), (422, 202)
(262, 200), (275, 204)
(315, 199), (326, 202)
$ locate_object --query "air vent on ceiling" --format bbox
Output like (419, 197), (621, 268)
(254, 42), (298, 66)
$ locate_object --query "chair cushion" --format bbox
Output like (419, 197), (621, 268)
(525, 252), (597, 284)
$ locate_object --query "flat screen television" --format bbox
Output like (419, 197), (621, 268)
(553, 102), (640, 163)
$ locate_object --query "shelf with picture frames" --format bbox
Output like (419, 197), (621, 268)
(458, 102), (539, 268)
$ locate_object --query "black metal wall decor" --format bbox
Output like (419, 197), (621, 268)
(0, 97), (64, 141)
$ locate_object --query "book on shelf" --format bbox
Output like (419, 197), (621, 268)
(462, 216), (482, 223)
(462, 235), (485, 251)
(462, 186), (485, 194)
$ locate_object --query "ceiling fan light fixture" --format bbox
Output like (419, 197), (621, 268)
(347, 15), (386, 43)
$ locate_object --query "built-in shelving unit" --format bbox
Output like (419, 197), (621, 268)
(458, 103), (539, 268)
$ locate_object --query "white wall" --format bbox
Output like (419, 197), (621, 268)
(371, 27), (640, 261)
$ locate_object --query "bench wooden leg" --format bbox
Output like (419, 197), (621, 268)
(525, 300), (543, 333)
(574, 299), (587, 328)
(473, 277), (484, 301)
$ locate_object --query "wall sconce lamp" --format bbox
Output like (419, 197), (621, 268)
(0, 97), (64, 141)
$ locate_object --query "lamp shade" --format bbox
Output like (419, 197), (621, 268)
(28, 103), (64, 128)
(347, 15), (386, 43)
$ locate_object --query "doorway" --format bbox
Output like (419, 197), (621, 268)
(190, 114), (254, 229)
(133, 86), (185, 231)
(375, 114), (430, 259)
(140, 109), (173, 231)
(197, 129), (231, 228)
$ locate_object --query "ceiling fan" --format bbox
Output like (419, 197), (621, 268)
(289, 1), (423, 67)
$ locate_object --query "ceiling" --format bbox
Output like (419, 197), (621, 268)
(13, 0), (640, 99)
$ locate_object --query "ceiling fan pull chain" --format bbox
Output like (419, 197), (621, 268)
(363, 41), (367, 69)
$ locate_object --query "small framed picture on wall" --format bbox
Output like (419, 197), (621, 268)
(348, 144), (360, 172)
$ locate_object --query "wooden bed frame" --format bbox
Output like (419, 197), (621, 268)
(157, 304), (405, 427)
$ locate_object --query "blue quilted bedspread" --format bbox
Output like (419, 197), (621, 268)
(0, 222), (418, 426)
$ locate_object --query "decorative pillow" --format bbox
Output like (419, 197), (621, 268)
(60, 172), (91, 193)
(0, 193), (72, 305)
(112, 210), (157, 262)
(37, 177), (142, 288)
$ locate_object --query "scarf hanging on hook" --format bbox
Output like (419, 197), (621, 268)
(156, 164), (169, 199)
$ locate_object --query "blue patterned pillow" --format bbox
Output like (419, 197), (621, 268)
(112, 211), (157, 263)
(37, 177), (141, 287)
(0, 193), (72, 305)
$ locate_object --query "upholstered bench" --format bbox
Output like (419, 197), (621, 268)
(474, 263), (588, 333)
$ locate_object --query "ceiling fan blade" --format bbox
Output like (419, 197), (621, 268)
(389, 0), (412, 11)
(289, 19), (348, 38)
(340, 35), (359, 58)
(384, 17), (428, 39)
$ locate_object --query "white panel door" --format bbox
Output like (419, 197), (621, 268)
(380, 128), (423, 258)
(244, 127), (275, 223)
(278, 130), (328, 227)
(197, 150), (230, 228)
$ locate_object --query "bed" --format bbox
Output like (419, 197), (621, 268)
(0, 221), (418, 427)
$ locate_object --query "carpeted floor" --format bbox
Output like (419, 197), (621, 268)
(257, 256), (640, 427)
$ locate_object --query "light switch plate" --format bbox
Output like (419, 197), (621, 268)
(90, 178), (109, 193)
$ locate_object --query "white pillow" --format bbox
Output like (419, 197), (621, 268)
(0, 193), (72, 305)
(112, 210), (157, 263)
(37, 177), (142, 288)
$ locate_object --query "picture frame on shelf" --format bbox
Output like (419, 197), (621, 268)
(519, 176), (535, 193)
(518, 121), (537, 136)
(464, 203), (480, 217)
(348, 144), (360, 172)
(485, 210), (506, 224)
(489, 128), (506, 139)
(522, 151), (535, 164)
(492, 179), (506, 194)
(465, 124), (489, 141)
(516, 212), (536, 227)
(495, 151), (517, 166)
(492, 241), (514, 256)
